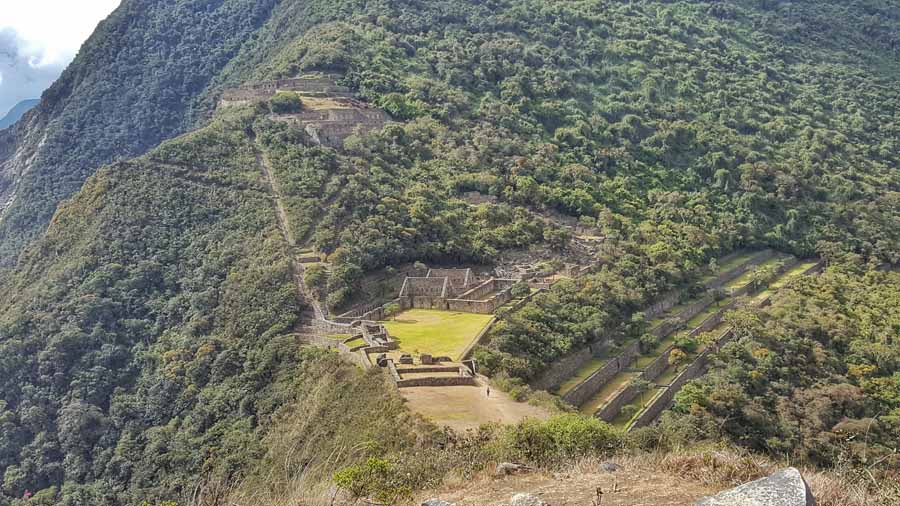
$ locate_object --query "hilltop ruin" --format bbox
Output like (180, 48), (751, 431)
(220, 74), (389, 147)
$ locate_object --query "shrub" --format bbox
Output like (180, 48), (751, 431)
(333, 457), (412, 504)
(492, 414), (621, 466)
(510, 281), (531, 298)
(269, 91), (303, 113)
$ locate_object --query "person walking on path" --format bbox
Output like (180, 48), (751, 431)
(486, 385), (491, 397)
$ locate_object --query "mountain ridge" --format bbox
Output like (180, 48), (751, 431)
(0, 100), (39, 131)
(0, 1), (897, 505)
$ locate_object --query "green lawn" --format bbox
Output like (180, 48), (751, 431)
(344, 336), (366, 348)
(381, 309), (493, 360)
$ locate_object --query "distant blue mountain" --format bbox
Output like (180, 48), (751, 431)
(0, 99), (39, 130)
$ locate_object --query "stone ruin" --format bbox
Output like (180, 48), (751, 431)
(280, 108), (390, 147)
(397, 268), (518, 314)
(219, 75), (354, 106)
(219, 73), (389, 147)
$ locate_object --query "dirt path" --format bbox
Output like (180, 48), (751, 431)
(421, 463), (716, 505)
(254, 143), (326, 321)
(401, 383), (550, 432)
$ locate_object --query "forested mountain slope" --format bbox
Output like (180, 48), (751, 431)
(0, 1), (897, 505)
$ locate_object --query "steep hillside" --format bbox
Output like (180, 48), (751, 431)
(0, 1), (897, 505)
(0, 101), (39, 131)
(0, 0), (279, 264)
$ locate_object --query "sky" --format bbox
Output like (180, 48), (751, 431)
(0, 0), (120, 116)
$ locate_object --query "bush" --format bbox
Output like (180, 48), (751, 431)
(269, 92), (303, 113)
(333, 457), (412, 504)
(510, 281), (531, 298)
(492, 414), (621, 466)
(673, 334), (699, 353)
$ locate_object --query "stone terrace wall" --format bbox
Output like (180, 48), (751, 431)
(803, 260), (825, 275)
(705, 249), (774, 290)
(651, 294), (714, 338)
(395, 376), (477, 388)
(630, 329), (736, 429)
(730, 256), (798, 298)
(562, 341), (640, 406)
(687, 300), (736, 338)
(400, 277), (448, 297)
(643, 290), (683, 321)
(447, 294), (511, 314)
(640, 346), (675, 383)
(532, 346), (594, 392)
(427, 268), (473, 291)
(596, 383), (640, 422)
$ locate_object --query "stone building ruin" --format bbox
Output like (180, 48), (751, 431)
(396, 268), (518, 314)
(219, 73), (389, 147)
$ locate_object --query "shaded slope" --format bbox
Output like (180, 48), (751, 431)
(0, 100), (39, 131)
(0, 0), (280, 264)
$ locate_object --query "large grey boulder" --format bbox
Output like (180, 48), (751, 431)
(496, 462), (534, 476)
(697, 467), (815, 506)
(421, 500), (454, 506)
(507, 493), (549, 506)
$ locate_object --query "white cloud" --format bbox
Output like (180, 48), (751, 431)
(0, 0), (120, 116)
(1, 0), (121, 67)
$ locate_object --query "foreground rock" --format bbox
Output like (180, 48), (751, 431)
(421, 500), (455, 506)
(696, 467), (815, 506)
(496, 462), (534, 476)
(506, 493), (549, 506)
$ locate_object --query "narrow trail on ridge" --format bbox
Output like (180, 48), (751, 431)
(253, 137), (327, 323)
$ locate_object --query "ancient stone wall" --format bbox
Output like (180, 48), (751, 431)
(446, 295), (509, 314)
(705, 249), (774, 290)
(561, 340), (640, 407)
(427, 268), (473, 291)
(640, 346), (675, 383)
(395, 376), (478, 388)
(802, 260), (825, 275)
(687, 300), (736, 338)
(457, 278), (501, 301)
(596, 383), (640, 421)
(400, 277), (448, 297)
(730, 256), (798, 298)
(532, 346), (594, 392)
(630, 329), (736, 429)
(651, 294), (715, 338)
(394, 366), (462, 374)
(495, 287), (546, 318)
(644, 290), (683, 321)
(460, 316), (499, 361)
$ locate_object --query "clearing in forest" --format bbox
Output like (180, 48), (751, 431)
(381, 309), (493, 360)
(401, 384), (549, 432)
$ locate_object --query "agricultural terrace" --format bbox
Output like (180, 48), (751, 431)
(381, 309), (493, 360)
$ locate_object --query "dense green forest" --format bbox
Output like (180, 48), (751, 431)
(654, 261), (900, 469)
(0, 0), (897, 504)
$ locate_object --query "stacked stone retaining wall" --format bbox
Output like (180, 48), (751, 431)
(687, 300), (737, 338)
(640, 346), (675, 383)
(532, 346), (595, 392)
(596, 383), (641, 421)
(561, 340), (641, 406)
(395, 376), (478, 388)
(705, 249), (774, 290)
(630, 329), (736, 429)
